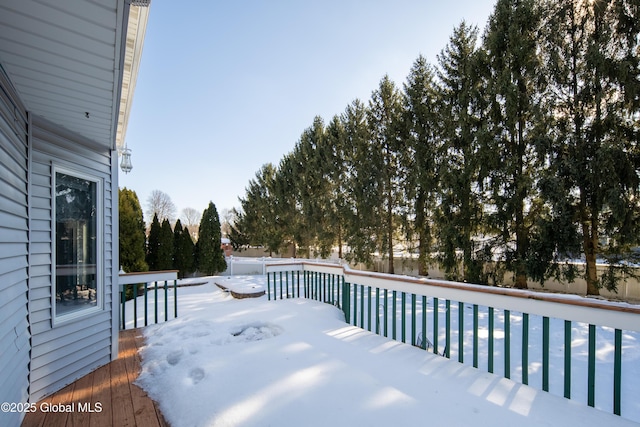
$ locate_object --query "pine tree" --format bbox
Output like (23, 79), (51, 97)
(158, 218), (174, 270)
(402, 55), (440, 276)
(146, 213), (161, 271)
(196, 201), (227, 275)
(173, 219), (194, 278)
(435, 22), (490, 283)
(324, 115), (349, 259)
(341, 99), (377, 266)
(367, 75), (405, 274)
(119, 188), (148, 273)
(233, 164), (284, 255)
(483, 0), (546, 288)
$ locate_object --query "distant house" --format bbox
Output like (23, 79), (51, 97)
(0, 1), (150, 425)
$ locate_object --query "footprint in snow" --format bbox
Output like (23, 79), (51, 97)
(166, 349), (183, 366)
(189, 368), (205, 384)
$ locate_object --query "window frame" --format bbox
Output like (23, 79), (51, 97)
(52, 165), (104, 325)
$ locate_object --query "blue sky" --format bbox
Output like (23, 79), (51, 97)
(120, 1), (497, 220)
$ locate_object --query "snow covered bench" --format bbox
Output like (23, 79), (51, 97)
(214, 277), (265, 299)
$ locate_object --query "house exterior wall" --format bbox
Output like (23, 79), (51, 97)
(0, 67), (31, 427)
(28, 115), (116, 402)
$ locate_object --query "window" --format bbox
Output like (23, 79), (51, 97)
(54, 168), (102, 321)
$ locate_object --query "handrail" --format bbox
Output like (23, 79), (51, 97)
(266, 261), (640, 331)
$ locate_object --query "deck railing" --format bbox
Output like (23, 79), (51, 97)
(265, 261), (640, 420)
(119, 270), (179, 330)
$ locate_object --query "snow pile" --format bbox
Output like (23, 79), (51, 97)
(134, 277), (637, 427)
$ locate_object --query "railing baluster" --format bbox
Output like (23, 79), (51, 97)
(174, 279), (178, 319)
(133, 283), (138, 328)
(360, 285), (364, 328)
(504, 309), (511, 379)
(154, 281), (158, 324)
(445, 299), (451, 359)
(376, 288), (381, 335)
(488, 307), (494, 373)
(164, 280), (168, 321)
(588, 324), (596, 407)
(543, 316), (550, 391)
(422, 295), (427, 350)
(367, 286), (372, 332)
(392, 290), (397, 341)
(458, 301), (464, 363)
(433, 297), (439, 355)
(401, 292), (406, 344)
(522, 313), (529, 385)
(144, 282), (148, 327)
(473, 304), (478, 368)
(614, 328), (622, 416)
(353, 283), (358, 326)
(564, 320), (572, 399)
(384, 289), (389, 338)
(411, 294), (416, 347)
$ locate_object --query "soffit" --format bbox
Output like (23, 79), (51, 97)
(0, 0), (128, 150)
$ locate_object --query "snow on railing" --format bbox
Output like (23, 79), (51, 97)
(119, 270), (179, 330)
(265, 260), (640, 421)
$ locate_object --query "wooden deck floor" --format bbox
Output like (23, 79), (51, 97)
(22, 329), (168, 427)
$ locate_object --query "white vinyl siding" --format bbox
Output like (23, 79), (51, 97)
(0, 67), (30, 427)
(28, 116), (115, 402)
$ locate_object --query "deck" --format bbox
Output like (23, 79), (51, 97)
(21, 329), (167, 427)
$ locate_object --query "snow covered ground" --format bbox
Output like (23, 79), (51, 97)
(126, 276), (639, 426)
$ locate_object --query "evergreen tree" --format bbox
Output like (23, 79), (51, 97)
(367, 75), (405, 274)
(158, 218), (174, 270)
(324, 115), (349, 259)
(483, 0), (546, 288)
(402, 55), (440, 276)
(540, 0), (640, 294)
(119, 188), (148, 273)
(197, 201), (227, 275)
(173, 219), (195, 278)
(341, 99), (377, 266)
(273, 153), (304, 257)
(232, 164), (284, 255)
(146, 213), (161, 270)
(435, 22), (491, 283)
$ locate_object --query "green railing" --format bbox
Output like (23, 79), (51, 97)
(119, 270), (179, 330)
(265, 261), (640, 419)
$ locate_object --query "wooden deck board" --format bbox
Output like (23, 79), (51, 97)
(22, 329), (167, 427)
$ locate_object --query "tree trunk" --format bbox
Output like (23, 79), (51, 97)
(583, 215), (600, 296)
